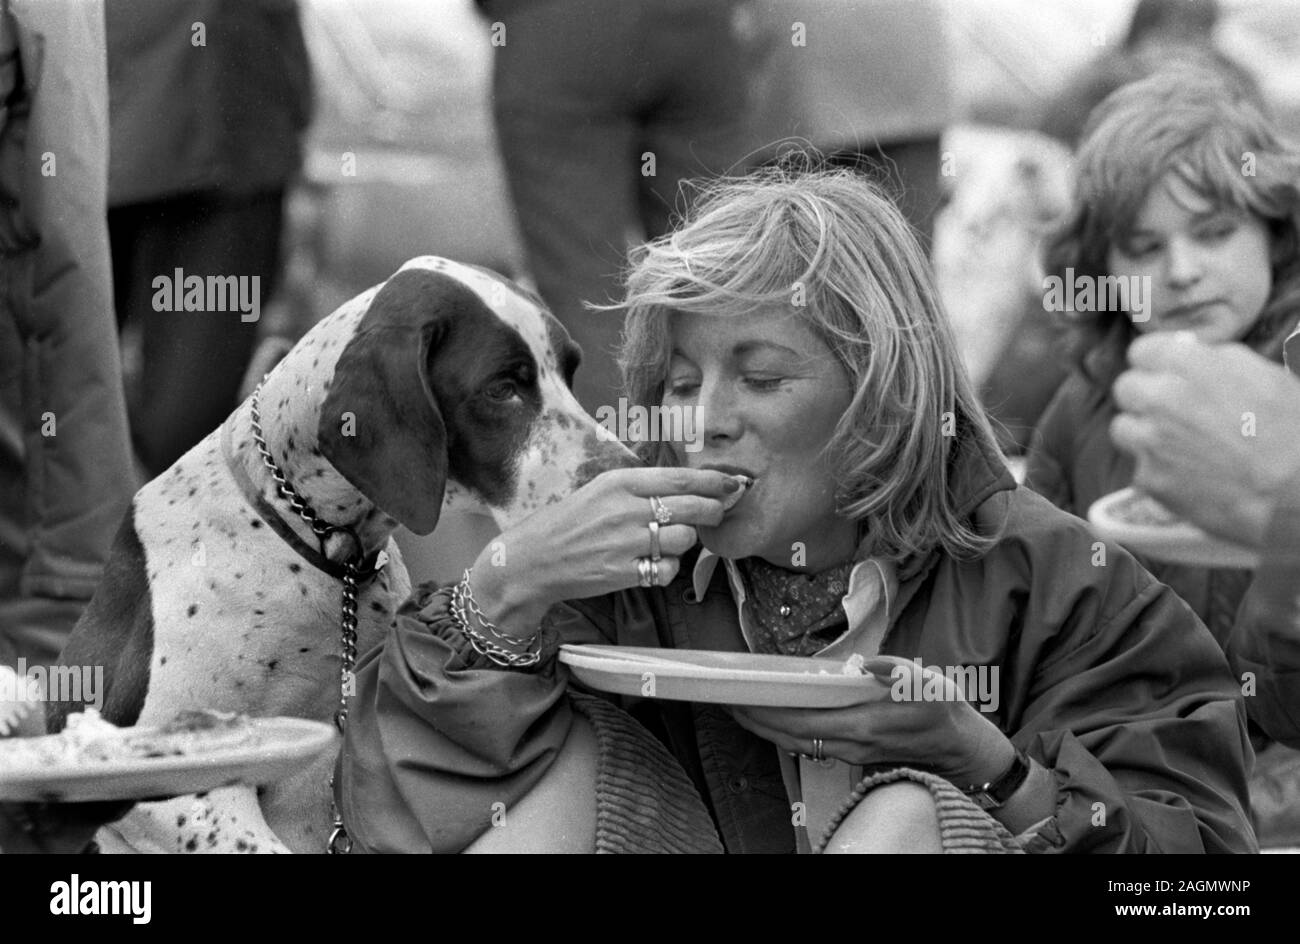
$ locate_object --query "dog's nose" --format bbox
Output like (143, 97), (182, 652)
(573, 438), (643, 489)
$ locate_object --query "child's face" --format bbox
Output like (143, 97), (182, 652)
(1108, 172), (1272, 343)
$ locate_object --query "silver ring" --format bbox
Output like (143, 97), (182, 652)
(650, 496), (672, 526)
(636, 557), (654, 588)
(648, 520), (662, 560)
(812, 738), (824, 763)
(650, 558), (660, 586)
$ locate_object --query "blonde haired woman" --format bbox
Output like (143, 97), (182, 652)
(337, 167), (1255, 854)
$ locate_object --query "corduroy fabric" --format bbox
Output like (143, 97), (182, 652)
(571, 692), (724, 854)
(812, 766), (1025, 854)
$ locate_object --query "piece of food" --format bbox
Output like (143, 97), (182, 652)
(0, 708), (259, 768)
(721, 474), (754, 511)
(840, 653), (867, 676)
(815, 653), (869, 676)
(123, 710), (258, 759)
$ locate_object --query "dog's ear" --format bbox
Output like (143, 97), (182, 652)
(318, 270), (450, 535)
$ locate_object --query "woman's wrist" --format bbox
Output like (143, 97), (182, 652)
(988, 757), (1057, 835)
(467, 552), (551, 638)
(957, 717), (1018, 787)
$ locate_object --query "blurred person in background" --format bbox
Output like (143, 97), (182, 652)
(0, 0), (135, 685)
(1027, 68), (1300, 645)
(750, 0), (951, 246)
(1039, 0), (1258, 149)
(475, 0), (767, 416)
(1026, 68), (1300, 846)
(107, 0), (312, 478)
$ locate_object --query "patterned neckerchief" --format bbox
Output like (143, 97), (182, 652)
(734, 556), (855, 657)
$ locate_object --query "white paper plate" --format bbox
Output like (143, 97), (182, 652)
(0, 717), (338, 802)
(559, 644), (892, 708)
(1088, 487), (1259, 569)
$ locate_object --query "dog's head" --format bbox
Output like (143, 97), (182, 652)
(318, 257), (639, 535)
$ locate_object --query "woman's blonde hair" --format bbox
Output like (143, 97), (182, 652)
(615, 162), (1003, 564)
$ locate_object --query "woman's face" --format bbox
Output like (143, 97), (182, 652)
(1107, 172), (1273, 343)
(663, 306), (859, 571)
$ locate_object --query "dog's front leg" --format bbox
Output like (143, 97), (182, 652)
(96, 786), (291, 854)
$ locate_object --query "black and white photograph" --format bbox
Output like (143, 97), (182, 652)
(0, 0), (1297, 893)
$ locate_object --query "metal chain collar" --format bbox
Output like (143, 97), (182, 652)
(249, 383), (383, 855)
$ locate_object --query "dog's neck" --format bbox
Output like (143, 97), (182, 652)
(228, 344), (399, 564)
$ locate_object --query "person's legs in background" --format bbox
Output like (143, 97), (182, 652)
(491, 102), (638, 416)
(0, 263), (89, 673)
(636, 1), (765, 240)
(488, 0), (643, 416)
(0, 0), (135, 683)
(110, 189), (284, 478)
(489, 0), (763, 416)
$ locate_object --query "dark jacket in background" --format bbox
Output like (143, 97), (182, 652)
(1229, 469), (1300, 750)
(106, 0), (313, 206)
(0, 0), (136, 667)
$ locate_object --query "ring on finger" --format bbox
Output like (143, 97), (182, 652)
(797, 738), (827, 765)
(636, 557), (654, 588)
(647, 520), (662, 560)
(650, 496), (672, 526)
(650, 557), (660, 586)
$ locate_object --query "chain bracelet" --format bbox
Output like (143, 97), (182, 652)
(450, 575), (541, 668)
(458, 569), (541, 648)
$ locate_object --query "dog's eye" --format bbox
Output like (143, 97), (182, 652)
(484, 379), (520, 402)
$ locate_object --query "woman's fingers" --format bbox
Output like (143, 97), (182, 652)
(729, 708), (870, 765)
(617, 467), (744, 501)
(626, 555), (681, 587)
(730, 705), (875, 743)
(729, 706), (806, 754)
(650, 494), (726, 527)
(639, 523), (697, 559)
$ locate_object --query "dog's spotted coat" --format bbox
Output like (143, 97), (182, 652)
(50, 257), (637, 853)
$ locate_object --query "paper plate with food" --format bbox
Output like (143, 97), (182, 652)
(0, 708), (337, 803)
(1087, 486), (1259, 569)
(559, 644), (892, 708)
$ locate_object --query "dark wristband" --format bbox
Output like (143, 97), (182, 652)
(962, 749), (1031, 811)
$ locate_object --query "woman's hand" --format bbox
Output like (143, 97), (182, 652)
(469, 467), (743, 636)
(729, 656), (1016, 788)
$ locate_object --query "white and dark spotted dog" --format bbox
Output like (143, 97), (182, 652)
(49, 257), (637, 853)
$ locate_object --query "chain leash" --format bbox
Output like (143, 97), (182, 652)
(250, 383), (381, 855)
